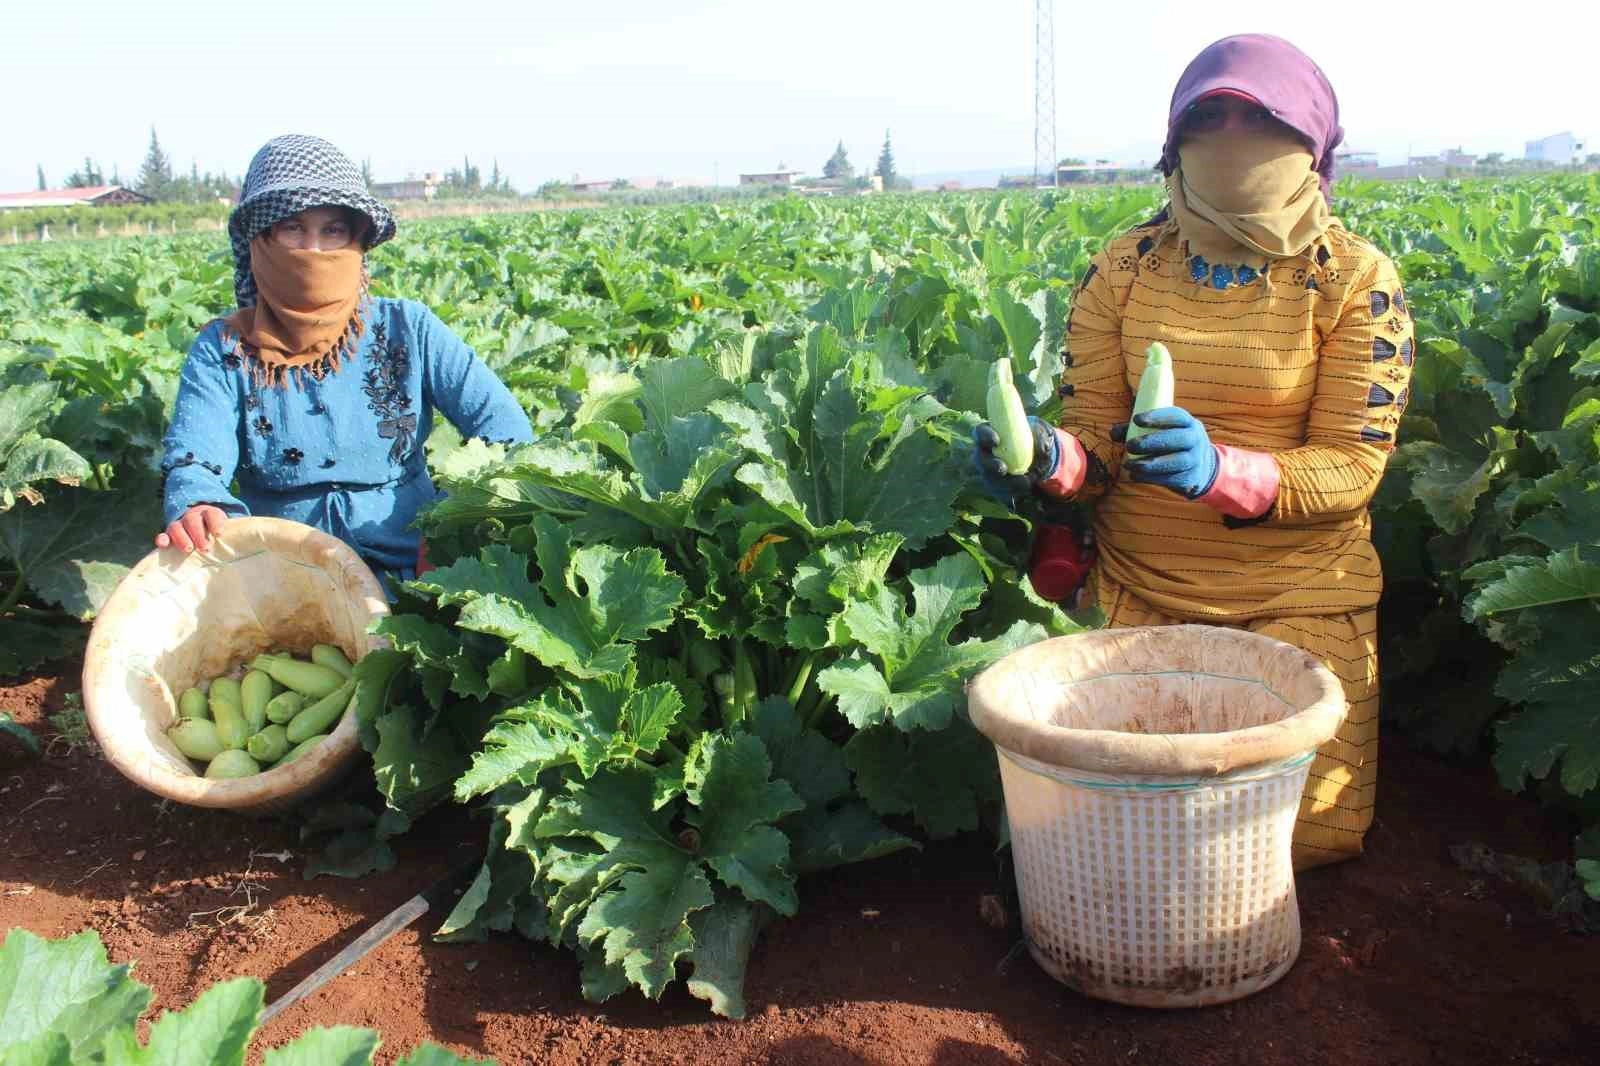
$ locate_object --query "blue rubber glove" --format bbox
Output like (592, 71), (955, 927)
(972, 417), (1061, 504)
(1114, 406), (1220, 500)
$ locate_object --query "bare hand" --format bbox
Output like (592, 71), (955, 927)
(155, 505), (229, 553)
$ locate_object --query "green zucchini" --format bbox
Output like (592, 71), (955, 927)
(986, 356), (1033, 473)
(264, 690), (306, 725)
(246, 724), (290, 764)
(256, 655), (347, 700)
(280, 734), (329, 765)
(168, 719), (225, 762)
(311, 643), (354, 678)
(285, 679), (356, 744)
(178, 687), (209, 721)
(205, 749), (260, 779)
(240, 669), (273, 733)
(1127, 342), (1176, 444)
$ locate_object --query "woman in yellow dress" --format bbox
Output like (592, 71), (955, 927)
(975, 33), (1415, 870)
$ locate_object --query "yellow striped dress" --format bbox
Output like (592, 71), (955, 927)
(1058, 219), (1415, 870)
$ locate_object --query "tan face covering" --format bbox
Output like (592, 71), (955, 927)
(224, 237), (366, 386)
(1168, 128), (1330, 262)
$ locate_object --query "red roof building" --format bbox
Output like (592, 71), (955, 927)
(0, 186), (154, 210)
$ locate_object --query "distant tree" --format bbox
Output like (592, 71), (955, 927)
(361, 157), (373, 188)
(1058, 156), (1087, 167)
(65, 157), (104, 188)
(1482, 151), (1505, 166)
(875, 131), (897, 188)
(1586, 153), (1600, 167)
(36, 164), (46, 190)
(490, 158), (501, 192)
(823, 141), (854, 180)
(138, 127), (175, 201)
(110, 164), (123, 186)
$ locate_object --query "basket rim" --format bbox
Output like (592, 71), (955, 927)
(81, 516), (389, 810)
(966, 624), (1346, 777)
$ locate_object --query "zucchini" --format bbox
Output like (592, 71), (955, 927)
(205, 749), (260, 779)
(246, 724), (290, 764)
(240, 670), (273, 733)
(986, 356), (1033, 473)
(264, 690), (306, 725)
(256, 656), (347, 700)
(177, 687), (209, 721)
(286, 679), (357, 744)
(168, 719), (225, 762)
(1127, 342), (1176, 444)
(311, 643), (354, 678)
(280, 734), (329, 765)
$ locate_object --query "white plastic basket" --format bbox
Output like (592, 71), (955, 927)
(968, 625), (1346, 1008)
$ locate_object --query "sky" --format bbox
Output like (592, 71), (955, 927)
(3, 0), (1597, 193)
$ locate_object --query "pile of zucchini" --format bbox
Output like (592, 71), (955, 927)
(166, 644), (357, 779)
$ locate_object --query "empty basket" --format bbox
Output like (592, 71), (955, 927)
(967, 624), (1346, 1008)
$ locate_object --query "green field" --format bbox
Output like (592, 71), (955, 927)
(2, 179), (1597, 1019)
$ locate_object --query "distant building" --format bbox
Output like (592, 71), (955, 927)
(1526, 132), (1586, 163)
(1440, 147), (1477, 167)
(569, 177), (621, 194)
(370, 172), (439, 201)
(0, 185), (152, 210)
(738, 170), (802, 187)
(1335, 149), (1379, 170)
(1055, 163), (1155, 185)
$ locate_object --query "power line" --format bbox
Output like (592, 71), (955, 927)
(1034, 0), (1057, 188)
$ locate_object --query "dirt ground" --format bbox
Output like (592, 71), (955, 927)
(3, 664), (1596, 1066)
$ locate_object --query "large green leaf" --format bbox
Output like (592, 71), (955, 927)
(0, 929), (150, 1058)
(0, 376), (91, 511)
(819, 552), (1046, 731)
(414, 518), (685, 679)
(1468, 548), (1600, 618)
(100, 977), (261, 1066)
(737, 368), (965, 549)
(261, 1027), (381, 1066)
(0, 482), (159, 619)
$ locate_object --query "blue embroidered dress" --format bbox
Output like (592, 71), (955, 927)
(160, 298), (533, 578)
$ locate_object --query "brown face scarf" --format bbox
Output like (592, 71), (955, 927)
(224, 236), (366, 386)
(1167, 127), (1330, 262)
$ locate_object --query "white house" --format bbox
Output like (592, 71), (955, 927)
(1525, 132), (1586, 164)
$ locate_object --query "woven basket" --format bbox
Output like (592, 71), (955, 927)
(82, 517), (389, 815)
(967, 625), (1346, 1008)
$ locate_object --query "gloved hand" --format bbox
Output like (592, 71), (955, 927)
(973, 417), (1061, 502)
(1113, 406), (1220, 500)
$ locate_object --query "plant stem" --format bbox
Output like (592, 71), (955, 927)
(785, 652), (817, 708)
(0, 573), (26, 617)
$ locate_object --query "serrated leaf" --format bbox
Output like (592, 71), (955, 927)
(785, 801), (917, 875)
(819, 552), (1046, 730)
(640, 357), (736, 434)
(575, 849), (711, 999)
(0, 929), (151, 1058)
(454, 699), (572, 801)
(0, 482), (160, 619)
(263, 1025), (381, 1066)
(685, 896), (760, 1019)
(1492, 686), (1600, 795)
(1469, 548), (1600, 617)
(373, 705), (466, 821)
(685, 734), (804, 915)
(0, 617), (82, 677)
(103, 977), (261, 1066)
(1393, 440), (1507, 536)
(422, 517), (684, 680)
(845, 718), (1002, 838)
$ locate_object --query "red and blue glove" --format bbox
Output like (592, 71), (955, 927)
(1114, 406), (1220, 500)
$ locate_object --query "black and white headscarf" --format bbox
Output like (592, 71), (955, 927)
(227, 135), (397, 308)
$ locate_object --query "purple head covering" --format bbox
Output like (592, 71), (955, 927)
(1159, 34), (1344, 197)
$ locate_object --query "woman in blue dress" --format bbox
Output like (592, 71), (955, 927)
(154, 135), (533, 582)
